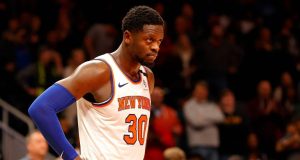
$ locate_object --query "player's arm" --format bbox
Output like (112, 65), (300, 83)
(144, 66), (155, 94)
(28, 60), (110, 160)
(57, 60), (110, 99)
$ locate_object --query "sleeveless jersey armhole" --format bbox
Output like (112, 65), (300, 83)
(88, 59), (115, 107)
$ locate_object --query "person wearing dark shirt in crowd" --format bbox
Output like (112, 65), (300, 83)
(246, 132), (268, 160)
(197, 24), (243, 100)
(17, 46), (63, 99)
(218, 89), (248, 160)
(273, 71), (297, 130)
(246, 80), (282, 158)
(0, 57), (29, 111)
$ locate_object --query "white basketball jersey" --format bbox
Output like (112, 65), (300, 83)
(76, 53), (151, 160)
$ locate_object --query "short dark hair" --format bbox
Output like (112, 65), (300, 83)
(121, 5), (164, 33)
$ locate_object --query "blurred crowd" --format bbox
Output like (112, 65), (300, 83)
(1, 0), (300, 160)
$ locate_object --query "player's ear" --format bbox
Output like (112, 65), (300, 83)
(123, 30), (132, 44)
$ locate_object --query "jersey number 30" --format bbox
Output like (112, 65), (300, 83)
(124, 114), (148, 145)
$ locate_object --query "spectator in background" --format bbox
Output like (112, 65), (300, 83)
(0, 57), (28, 110)
(172, 15), (189, 39)
(19, 130), (55, 160)
(224, 33), (244, 97)
(2, 17), (20, 44)
(53, 10), (73, 62)
(218, 89), (248, 160)
(183, 81), (224, 160)
(246, 132), (268, 160)
(274, 72), (297, 118)
(19, 11), (33, 29)
(252, 27), (282, 84)
(151, 86), (183, 148)
(63, 48), (86, 77)
(145, 86), (183, 160)
(197, 24), (243, 100)
(276, 17), (299, 58)
(43, 30), (60, 51)
(155, 12), (199, 108)
(84, 23), (118, 59)
(163, 147), (186, 160)
(255, 27), (273, 53)
(179, 2), (196, 38)
(158, 32), (199, 107)
(173, 34), (198, 93)
(246, 80), (282, 158)
(276, 118), (300, 160)
(17, 46), (63, 98)
(27, 15), (42, 57)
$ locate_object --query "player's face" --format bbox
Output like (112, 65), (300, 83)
(130, 25), (164, 66)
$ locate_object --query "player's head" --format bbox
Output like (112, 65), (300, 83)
(122, 5), (165, 33)
(122, 5), (165, 66)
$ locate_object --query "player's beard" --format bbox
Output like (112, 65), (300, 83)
(135, 54), (155, 67)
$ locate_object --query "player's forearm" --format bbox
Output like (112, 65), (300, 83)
(28, 83), (78, 160)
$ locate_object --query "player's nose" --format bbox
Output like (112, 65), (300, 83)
(150, 42), (159, 53)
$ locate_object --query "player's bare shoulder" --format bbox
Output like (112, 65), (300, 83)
(143, 66), (155, 94)
(73, 59), (110, 80)
(57, 59), (111, 99)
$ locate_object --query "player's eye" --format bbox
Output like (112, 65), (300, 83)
(146, 38), (153, 43)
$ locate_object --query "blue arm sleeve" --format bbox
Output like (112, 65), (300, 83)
(28, 83), (78, 160)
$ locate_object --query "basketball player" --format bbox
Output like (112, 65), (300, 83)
(28, 5), (165, 160)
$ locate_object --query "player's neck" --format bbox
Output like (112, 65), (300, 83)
(112, 46), (140, 78)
